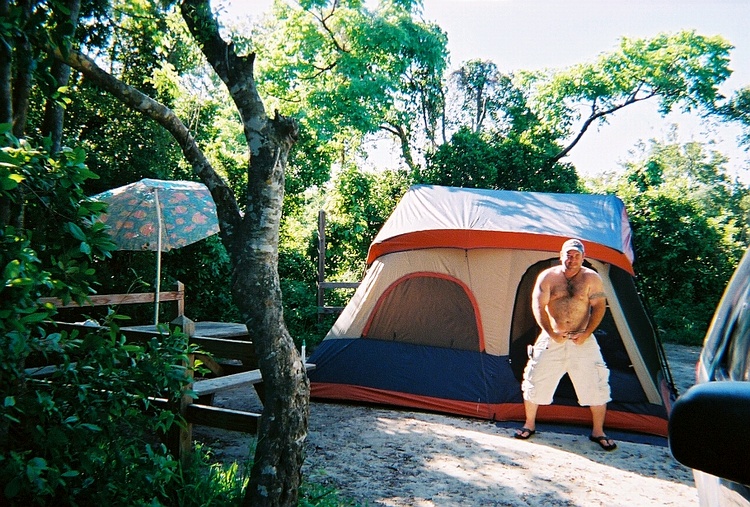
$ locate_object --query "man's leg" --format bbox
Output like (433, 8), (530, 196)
(567, 337), (615, 449)
(523, 400), (539, 431)
(515, 400), (539, 439)
(517, 334), (564, 439)
(589, 404), (616, 449)
(590, 404), (607, 437)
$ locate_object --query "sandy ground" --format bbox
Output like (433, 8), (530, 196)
(194, 342), (702, 506)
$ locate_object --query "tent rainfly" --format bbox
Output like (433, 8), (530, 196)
(308, 185), (675, 436)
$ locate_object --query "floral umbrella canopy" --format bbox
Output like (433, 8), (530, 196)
(92, 178), (220, 324)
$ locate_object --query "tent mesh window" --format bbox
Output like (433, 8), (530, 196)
(363, 274), (481, 351)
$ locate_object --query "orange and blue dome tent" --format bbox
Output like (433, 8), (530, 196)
(308, 185), (675, 436)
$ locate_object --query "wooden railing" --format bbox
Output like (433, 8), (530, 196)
(38, 281), (185, 319)
(317, 210), (360, 320)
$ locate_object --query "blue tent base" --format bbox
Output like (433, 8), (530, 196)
(309, 337), (668, 435)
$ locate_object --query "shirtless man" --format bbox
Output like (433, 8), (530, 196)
(514, 238), (617, 451)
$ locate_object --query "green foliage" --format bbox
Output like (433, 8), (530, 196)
(274, 167), (412, 349)
(0, 134), (200, 505)
(718, 85), (750, 149)
(279, 244), (326, 348)
(169, 237), (241, 324)
(1, 321), (195, 505)
(0, 126), (114, 304)
(527, 31), (733, 145)
(171, 444), (252, 507)
(19, 1), (190, 191)
(594, 136), (748, 344)
(417, 127), (580, 192)
(324, 166), (411, 281)
(32, 1), (241, 324)
(417, 128), (498, 188)
(285, 126), (339, 206)
(60, 77), (185, 193)
(278, 186), (346, 348)
(249, 0), (448, 171)
(627, 190), (737, 344)
(446, 60), (527, 136)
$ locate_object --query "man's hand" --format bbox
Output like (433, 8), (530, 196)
(550, 331), (568, 343)
(566, 330), (587, 344)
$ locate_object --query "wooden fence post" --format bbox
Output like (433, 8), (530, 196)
(167, 314), (195, 465)
(317, 210), (326, 322)
(316, 209), (360, 319)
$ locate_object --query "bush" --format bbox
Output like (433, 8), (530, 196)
(0, 132), (202, 505)
(0, 319), (197, 505)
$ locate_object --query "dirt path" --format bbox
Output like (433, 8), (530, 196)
(194, 342), (702, 506)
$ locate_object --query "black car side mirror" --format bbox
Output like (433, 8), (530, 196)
(669, 381), (750, 486)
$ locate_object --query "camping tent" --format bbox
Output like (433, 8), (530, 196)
(308, 185), (675, 436)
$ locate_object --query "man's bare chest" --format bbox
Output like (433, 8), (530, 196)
(550, 280), (588, 300)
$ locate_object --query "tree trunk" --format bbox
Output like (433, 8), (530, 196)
(40, 0), (81, 155)
(10, 0), (32, 140)
(0, 0), (12, 227)
(232, 113), (308, 506)
(0, 0), (11, 126)
(179, 3), (309, 502)
(382, 122), (418, 173)
(47, 0), (310, 503)
(1, 0), (33, 228)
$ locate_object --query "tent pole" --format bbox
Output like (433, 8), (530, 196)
(154, 188), (162, 325)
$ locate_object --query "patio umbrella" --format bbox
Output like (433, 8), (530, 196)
(92, 178), (220, 324)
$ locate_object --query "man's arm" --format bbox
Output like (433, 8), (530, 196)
(582, 296), (606, 338)
(532, 271), (560, 341)
(581, 275), (607, 338)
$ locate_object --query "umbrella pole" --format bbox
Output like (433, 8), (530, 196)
(154, 188), (162, 325)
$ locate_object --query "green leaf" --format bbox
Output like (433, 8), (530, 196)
(66, 222), (86, 241)
(3, 259), (22, 280)
(4, 476), (21, 498)
(20, 312), (48, 324)
(0, 171), (23, 190)
(26, 457), (49, 482)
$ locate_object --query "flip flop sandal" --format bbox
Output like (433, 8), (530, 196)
(589, 434), (617, 451)
(514, 427), (536, 440)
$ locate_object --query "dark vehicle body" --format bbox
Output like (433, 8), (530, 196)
(669, 248), (750, 506)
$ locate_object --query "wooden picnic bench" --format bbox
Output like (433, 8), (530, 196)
(35, 318), (313, 462)
(35, 282), (315, 463)
(192, 363), (316, 405)
(194, 368), (266, 401)
(38, 281), (257, 370)
(161, 361), (315, 459)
